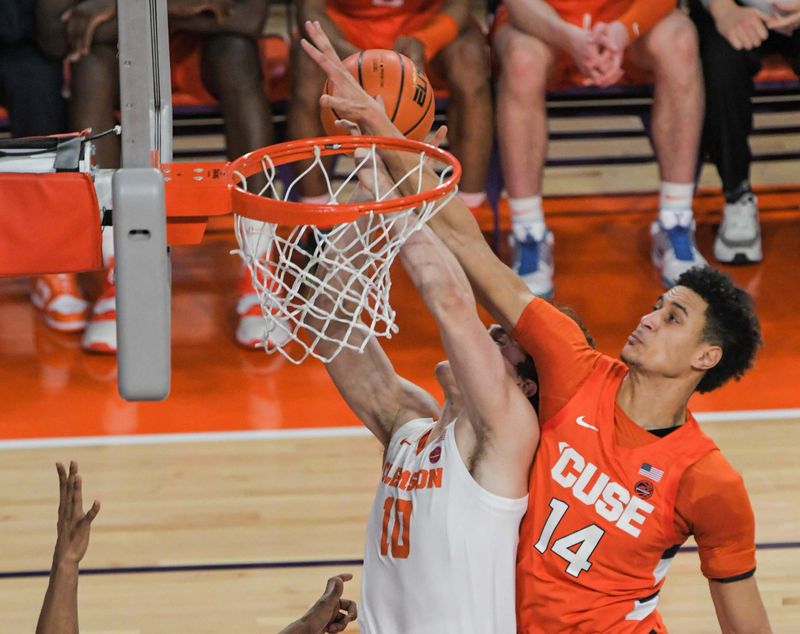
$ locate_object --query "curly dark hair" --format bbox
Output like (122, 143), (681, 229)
(675, 267), (762, 393)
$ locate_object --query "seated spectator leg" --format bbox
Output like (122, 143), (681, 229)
(200, 33), (285, 350)
(2, 44), (65, 137)
(70, 43), (120, 169)
(287, 37), (331, 200)
(629, 10), (709, 283)
(690, 1), (764, 263)
(3, 43), (91, 334)
(70, 44), (119, 352)
(493, 23), (556, 298)
(200, 33), (274, 160)
(430, 23), (493, 219)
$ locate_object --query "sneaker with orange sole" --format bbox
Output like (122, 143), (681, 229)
(31, 274), (90, 332)
(236, 266), (291, 350)
(81, 264), (117, 354)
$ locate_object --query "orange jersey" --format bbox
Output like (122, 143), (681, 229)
(327, 0), (442, 21)
(511, 299), (757, 632)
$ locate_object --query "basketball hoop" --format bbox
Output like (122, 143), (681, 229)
(228, 135), (461, 364)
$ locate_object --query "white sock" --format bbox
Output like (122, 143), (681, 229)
(509, 195), (546, 242)
(457, 191), (486, 209)
(102, 227), (115, 268)
(658, 182), (694, 229)
(300, 194), (332, 206)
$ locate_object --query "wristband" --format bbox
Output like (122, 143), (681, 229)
(409, 13), (459, 61)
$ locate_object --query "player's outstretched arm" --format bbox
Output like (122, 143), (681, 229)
(279, 574), (357, 634)
(300, 20), (535, 334)
(709, 576), (772, 634)
(400, 226), (539, 498)
(36, 461), (100, 634)
(308, 217), (440, 447)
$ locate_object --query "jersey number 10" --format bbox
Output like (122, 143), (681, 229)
(380, 496), (412, 558)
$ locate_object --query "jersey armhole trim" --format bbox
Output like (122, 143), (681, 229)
(709, 567), (756, 584)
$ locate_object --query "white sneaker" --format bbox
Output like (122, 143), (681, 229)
(81, 265), (117, 354)
(713, 193), (763, 264)
(510, 230), (554, 298)
(236, 268), (292, 350)
(651, 220), (708, 287)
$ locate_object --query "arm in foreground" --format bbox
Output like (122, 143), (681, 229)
(299, 20), (534, 333)
(400, 226), (539, 495)
(36, 461), (101, 634)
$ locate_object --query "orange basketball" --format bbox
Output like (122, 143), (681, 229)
(321, 50), (435, 141)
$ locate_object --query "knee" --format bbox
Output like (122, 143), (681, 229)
(497, 36), (548, 97)
(441, 32), (491, 100)
(650, 15), (700, 77)
(201, 34), (263, 97)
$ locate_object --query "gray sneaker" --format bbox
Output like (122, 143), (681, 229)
(713, 193), (763, 264)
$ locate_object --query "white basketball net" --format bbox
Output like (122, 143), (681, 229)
(231, 141), (457, 363)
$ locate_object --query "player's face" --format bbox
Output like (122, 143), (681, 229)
(621, 286), (721, 380)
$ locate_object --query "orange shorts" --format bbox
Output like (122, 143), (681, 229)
(491, 4), (652, 89)
(325, 6), (451, 87)
(169, 32), (290, 107)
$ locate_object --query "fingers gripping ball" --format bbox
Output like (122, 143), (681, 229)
(321, 49), (435, 141)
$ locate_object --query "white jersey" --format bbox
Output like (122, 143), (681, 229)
(360, 418), (528, 634)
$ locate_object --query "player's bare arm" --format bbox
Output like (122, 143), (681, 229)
(297, 0), (359, 60)
(168, 0), (266, 39)
(399, 226), (539, 497)
(300, 21), (535, 333)
(709, 576), (772, 633)
(36, 461), (100, 634)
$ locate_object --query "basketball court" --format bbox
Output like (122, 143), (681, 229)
(0, 1), (799, 632)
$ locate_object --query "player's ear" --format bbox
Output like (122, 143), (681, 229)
(518, 378), (538, 399)
(693, 343), (722, 372)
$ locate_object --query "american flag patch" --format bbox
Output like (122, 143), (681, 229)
(638, 463), (664, 483)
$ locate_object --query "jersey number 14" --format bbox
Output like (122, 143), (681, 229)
(381, 496), (412, 559)
(534, 498), (605, 577)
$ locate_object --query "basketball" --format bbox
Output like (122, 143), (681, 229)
(320, 49), (435, 141)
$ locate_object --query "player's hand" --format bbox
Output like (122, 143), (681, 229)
(53, 461), (100, 567)
(587, 21), (627, 87)
(168, 0), (234, 23)
(768, 1), (800, 33)
(393, 36), (426, 73)
(301, 21), (394, 133)
(279, 574), (357, 634)
(60, 0), (116, 62)
(713, 4), (771, 49)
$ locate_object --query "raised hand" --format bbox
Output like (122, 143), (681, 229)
(54, 461), (101, 567)
(300, 21), (395, 134)
(60, 0), (116, 62)
(279, 574), (358, 634)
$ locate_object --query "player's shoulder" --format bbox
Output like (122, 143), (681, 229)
(680, 448), (748, 503)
